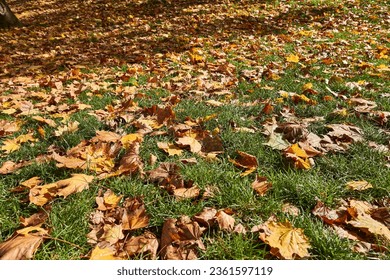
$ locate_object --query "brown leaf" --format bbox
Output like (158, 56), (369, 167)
(215, 210), (235, 231)
(94, 130), (122, 142)
(0, 160), (28, 174)
(312, 200), (348, 225)
(102, 224), (125, 245)
(96, 189), (123, 211)
(172, 185), (201, 200)
(157, 142), (183, 156)
(229, 151), (258, 176)
(56, 174), (94, 198)
(0, 226), (48, 260)
(160, 217), (205, 260)
(20, 211), (49, 227)
(193, 207), (217, 227)
(124, 232), (159, 259)
(251, 175), (272, 196)
(89, 244), (122, 260)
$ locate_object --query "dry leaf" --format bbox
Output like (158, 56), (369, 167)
(229, 151), (258, 176)
(124, 232), (159, 259)
(176, 136), (202, 153)
(251, 175), (272, 196)
(121, 197), (150, 231)
(90, 244), (121, 260)
(157, 142), (183, 156)
(215, 210), (235, 231)
(56, 174), (94, 198)
(346, 180), (373, 191)
(262, 221), (311, 259)
(0, 226), (48, 260)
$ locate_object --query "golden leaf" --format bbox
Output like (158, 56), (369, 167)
(157, 142), (183, 156)
(346, 180), (373, 191)
(90, 245), (121, 260)
(176, 136), (202, 153)
(286, 54), (300, 63)
(263, 221), (311, 259)
(56, 174), (94, 198)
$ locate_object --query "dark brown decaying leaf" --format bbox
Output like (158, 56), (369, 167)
(160, 217), (205, 260)
(124, 232), (159, 259)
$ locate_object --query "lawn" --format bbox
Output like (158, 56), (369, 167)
(0, 0), (389, 260)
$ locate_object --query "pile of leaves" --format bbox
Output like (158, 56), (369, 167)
(0, 0), (389, 259)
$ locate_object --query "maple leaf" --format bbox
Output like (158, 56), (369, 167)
(251, 175), (272, 196)
(0, 120), (20, 137)
(286, 53), (300, 63)
(193, 207), (217, 227)
(102, 224), (125, 245)
(261, 221), (311, 260)
(0, 160), (28, 174)
(172, 185), (201, 200)
(176, 136), (202, 153)
(160, 216), (205, 260)
(346, 180), (373, 191)
(96, 189), (123, 211)
(124, 232), (159, 259)
(0, 226), (48, 260)
(229, 151), (258, 176)
(215, 210), (235, 231)
(121, 197), (150, 231)
(283, 143), (312, 169)
(90, 244), (122, 260)
(56, 174), (94, 198)
(94, 130), (122, 142)
(157, 142), (183, 156)
(54, 121), (79, 136)
(1, 138), (21, 154)
(32, 116), (57, 127)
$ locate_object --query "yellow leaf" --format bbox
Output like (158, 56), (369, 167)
(56, 174), (94, 198)
(121, 133), (143, 149)
(346, 180), (373, 191)
(348, 213), (390, 242)
(286, 54), (300, 63)
(264, 221), (311, 259)
(302, 83), (313, 90)
(176, 136), (202, 153)
(1, 138), (21, 154)
(157, 142), (183, 156)
(90, 245), (120, 260)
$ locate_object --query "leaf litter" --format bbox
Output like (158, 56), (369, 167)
(0, 0), (389, 259)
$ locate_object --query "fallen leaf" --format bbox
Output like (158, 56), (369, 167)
(262, 221), (311, 259)
(121, 197), (150, 231)
(286, 53), (300, 63)
(176, 136), (202, 153)
(0, 226), (48, 260)
(215, 210), (235, 231)
(90, 244), (121, 260)
(157, 142), (183, 156)
(124, 232), (159, 259)
(229, 151), (258, 176)
(96, 189), (123, 211)
(56, 174), (94, 198)
(346, 180), (373, 191)
(251, 175), (272, 196)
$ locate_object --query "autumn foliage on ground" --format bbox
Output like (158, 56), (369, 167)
(0, 0), (389, 260)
